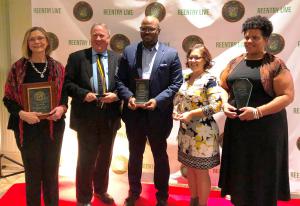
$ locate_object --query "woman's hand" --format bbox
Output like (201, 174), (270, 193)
(47, 105), (66, 121)
(222, 102), (238, 119)
(177, 111), (193, 123)
(19, 110), (41, 124)
(238, 107), (257, 121)
(172, 111), (181, 120)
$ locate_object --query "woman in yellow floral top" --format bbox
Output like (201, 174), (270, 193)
(173, 44), (222, 206)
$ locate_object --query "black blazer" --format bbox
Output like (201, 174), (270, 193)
(65, 48), (121, 131)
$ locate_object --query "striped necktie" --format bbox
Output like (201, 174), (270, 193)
(96, 53), (106, 95)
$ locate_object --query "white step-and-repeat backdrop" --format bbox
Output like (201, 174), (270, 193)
(30, 0), (300, 194)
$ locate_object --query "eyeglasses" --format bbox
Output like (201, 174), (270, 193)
(28, 36), (46, 42)
(188, 56), (204, 60)
(139, 27), (158, 33)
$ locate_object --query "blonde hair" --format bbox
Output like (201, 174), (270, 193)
(22, 26), (51, 59)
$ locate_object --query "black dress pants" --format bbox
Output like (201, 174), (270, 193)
(75, 117), (117, 203)
(15, 120), (64, 206)
(125, 117), (170, 201)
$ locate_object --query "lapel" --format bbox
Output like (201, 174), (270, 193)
(84, 48), (93, 79)
(150, 42), (164, 81)
(107, 50), (115, 91)
(135, 42), (143, 78)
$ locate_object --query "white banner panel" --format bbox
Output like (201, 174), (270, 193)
(30, 0), (300, 195)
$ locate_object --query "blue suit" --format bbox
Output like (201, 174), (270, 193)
(116, 42), (183, 200)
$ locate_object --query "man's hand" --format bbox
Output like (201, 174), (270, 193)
(144, 99), (157, 111)
(99, 92), (118, 103)
(128, 96), (138, 110)
(84, 92), (97, 102)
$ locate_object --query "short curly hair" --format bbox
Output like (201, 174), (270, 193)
(242, 15), (273, 38)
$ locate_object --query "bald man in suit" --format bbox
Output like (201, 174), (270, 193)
(116, 16), (183, 206)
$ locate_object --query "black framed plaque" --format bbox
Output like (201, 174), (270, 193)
(135, 79), (149, 104)
(232, 78), (252, 110)
(22, 82), (57, 119)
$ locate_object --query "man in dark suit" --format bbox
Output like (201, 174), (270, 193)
(65, 23), (121, 206)
(116, 16), (183, 206)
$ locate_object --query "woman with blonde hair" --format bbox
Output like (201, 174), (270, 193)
(3, 26), (67, 206)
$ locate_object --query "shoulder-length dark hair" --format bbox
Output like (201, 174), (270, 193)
(186, 43), (213, 71)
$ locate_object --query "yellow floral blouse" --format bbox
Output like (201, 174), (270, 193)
(174, 71), (222, 169)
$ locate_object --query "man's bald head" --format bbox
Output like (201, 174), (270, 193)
(141, 16), (160, 30)
(140, 16), (161, 48)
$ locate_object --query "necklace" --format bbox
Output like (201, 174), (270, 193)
(30, 60), (48, 78)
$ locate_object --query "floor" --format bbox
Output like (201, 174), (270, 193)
(2, 177), (300, 206)
(1, 166), (299, 204)
(0, 153), (25, 198)
(0, 173), (24, 198)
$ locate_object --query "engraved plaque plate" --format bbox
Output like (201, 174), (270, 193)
(22, 82), (57, 119)
(135, 79), (150, 104)
(232, 78), (252, 110)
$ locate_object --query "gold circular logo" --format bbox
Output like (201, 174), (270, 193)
(182, 35), (204, 53)
(266, 33), (285, 55)
(111, 155), (128, 175)
(73, 1), (93, 22)
(297, 137), (300, 151)
(222, 0), (245, 22)
(180, 164), (188, 178)
(110, 34), (130, 54)
(47, 32), (59, 51)
(145, 2), (166, 22)
(34, 91), (45, 102)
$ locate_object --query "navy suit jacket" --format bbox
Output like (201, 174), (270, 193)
(65, 48), (121, 131)
(116, 42), (183, 137)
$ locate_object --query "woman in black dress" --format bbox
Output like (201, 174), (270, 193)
(3, 27), (67, 206)
(218, 16), (294, 206)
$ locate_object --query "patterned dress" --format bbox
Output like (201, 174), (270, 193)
(174, 71), (222, 169)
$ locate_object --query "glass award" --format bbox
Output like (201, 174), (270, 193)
(232, 78), (253, 110)
(135, 79), (150, 104)
(22, 82), (57, 119)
